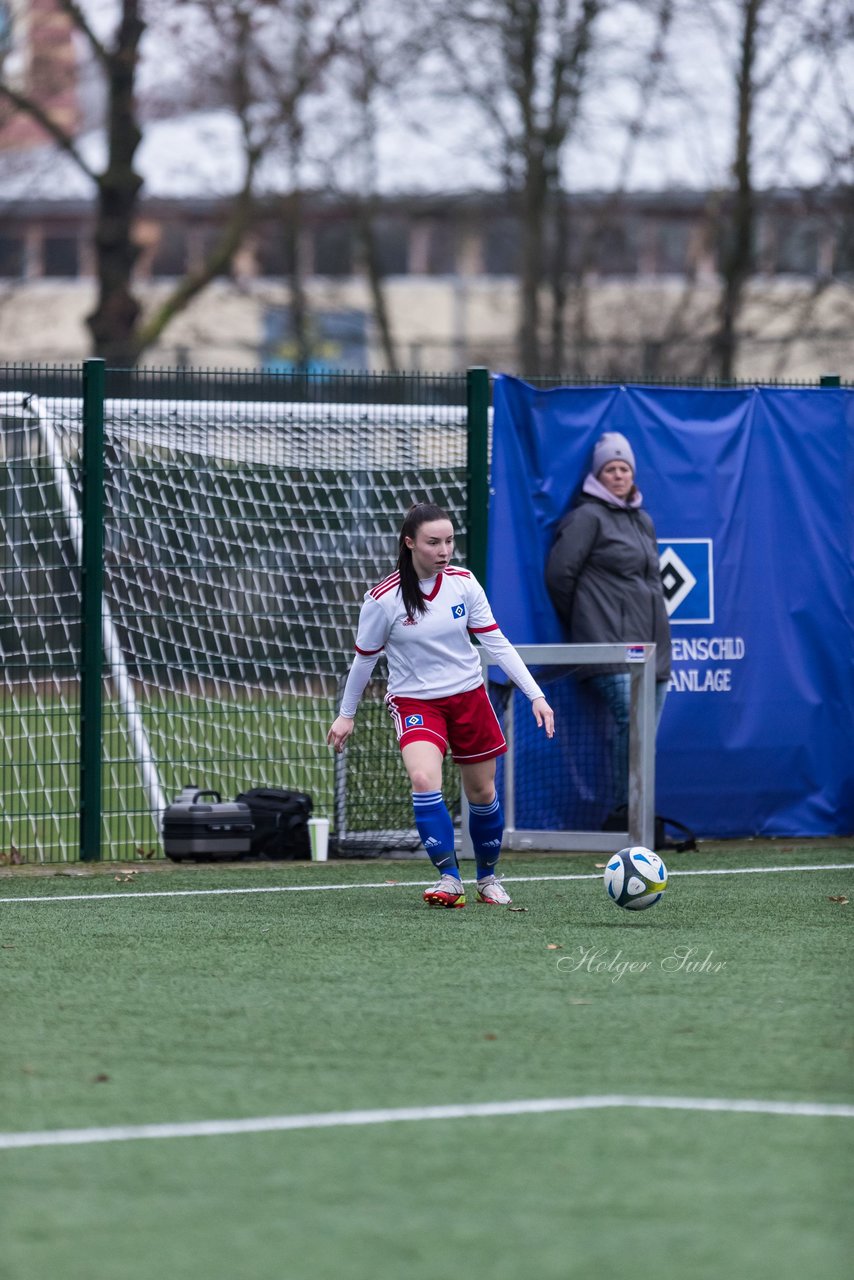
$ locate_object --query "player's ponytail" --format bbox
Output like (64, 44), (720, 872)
(397, 502), (450, 618)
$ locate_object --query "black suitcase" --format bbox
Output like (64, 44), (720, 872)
(162, 788), (254, 861)
(235, 787), (313, 860)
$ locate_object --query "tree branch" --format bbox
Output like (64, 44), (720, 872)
(0, 83), (96, 179)
(56, 0), (110, 66)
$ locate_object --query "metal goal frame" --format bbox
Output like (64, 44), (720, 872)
(461, 642), (657, 854)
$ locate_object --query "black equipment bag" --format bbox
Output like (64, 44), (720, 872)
(602, 806), (697, 853)
(162, 788), (254, 861)
(235, 787), (313, 860)
(654, 814), (698, 853)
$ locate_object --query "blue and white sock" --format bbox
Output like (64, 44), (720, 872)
(412, 791), (459, 879)
(469, 794), (504, 882)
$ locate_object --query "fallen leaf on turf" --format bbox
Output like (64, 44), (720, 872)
(114, 873), (138, 883)
(547, 943), (563, 950)
(484, 1033), (498, 1040)
(595, 863), (606, 869)
(93, 1073), (110, 1083)
(507, 906), (528, 912)
(827, 895), (849, 904)
(1, 944), (15, 949)
(569, 999), (592, 1006)
(384, 880), (399, 884)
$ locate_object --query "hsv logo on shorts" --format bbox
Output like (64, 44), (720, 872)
(451, 604), (466, 619)
(405, 714), (424, 727)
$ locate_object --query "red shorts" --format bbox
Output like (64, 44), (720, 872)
(386, 685), (507, 765)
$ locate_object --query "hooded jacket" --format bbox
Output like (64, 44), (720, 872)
(545, 490), (672, 681)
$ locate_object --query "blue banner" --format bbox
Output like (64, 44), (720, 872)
(488, 376), (854, 837)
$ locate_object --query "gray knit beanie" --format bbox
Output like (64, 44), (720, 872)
(592, 431), (636, 476)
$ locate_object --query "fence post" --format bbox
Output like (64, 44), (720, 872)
(466, 366), (490, 584)
(80, 359), (105, 861)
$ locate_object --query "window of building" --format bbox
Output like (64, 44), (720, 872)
(834, 216), (854, 277)
(314, 221), (353, 277)
(549, 210), (592, 277)
(716, 218), (758, 275)
(597, 220), (639, 276)
(198, 227), (234, 278)
(255, 221), (296, 277)
(483, 217), (520, 276)
(371, 216), (409, 276)
(652, 220), (692, 275)
(0, 235), (25, 278)
(42, 234), (80, 278)
(151, 224), (189, 277)
(774, 215), (820, 275)
(426, 222), (457, 275)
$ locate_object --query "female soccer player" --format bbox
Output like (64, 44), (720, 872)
(327, 502), (554, 908)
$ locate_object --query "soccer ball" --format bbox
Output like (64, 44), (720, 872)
(604, 847), (668, 911)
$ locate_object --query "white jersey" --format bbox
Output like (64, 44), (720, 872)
(339, 566), (543, 716)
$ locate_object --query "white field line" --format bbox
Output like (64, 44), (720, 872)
(0, 863), (852, 906)
(1, 1095), (852, 1151)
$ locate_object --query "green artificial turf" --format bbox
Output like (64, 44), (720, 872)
(2, 849), (852, 1279)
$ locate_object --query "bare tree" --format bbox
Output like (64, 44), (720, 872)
(551, 0), (675, 372)
(236, 0), (362, 371)
(133, 0), (266, 357)
(139, 0), (363, 365)
(708, 0), (764, 379)
(0, 0), (147, 363)
(347, 0), (401, 370)
(690, 0), (854, 379)
(0, 0), (354, 365)
(427, 0), (604, 376)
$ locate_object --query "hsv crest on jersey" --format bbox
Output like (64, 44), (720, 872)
(451, 603), (466, 619)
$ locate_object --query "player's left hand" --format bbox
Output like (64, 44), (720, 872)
(531, 697), (555, 739)
(327, 715), (355, 753)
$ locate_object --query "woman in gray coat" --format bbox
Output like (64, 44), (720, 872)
(545, 431), (671, 818)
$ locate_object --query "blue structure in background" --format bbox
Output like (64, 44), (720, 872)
(261, 307), (367, 371)
(488, 375), (854, 838)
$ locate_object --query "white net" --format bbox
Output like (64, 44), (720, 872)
(0, 375), (469, 862)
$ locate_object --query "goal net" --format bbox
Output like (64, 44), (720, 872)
(0, 370), (468, 861)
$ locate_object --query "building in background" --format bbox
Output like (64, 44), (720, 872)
(1, 184), (851, 377)
(0, 0), (851, 377)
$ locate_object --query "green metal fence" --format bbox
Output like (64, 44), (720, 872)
(1, 362), (844, 865)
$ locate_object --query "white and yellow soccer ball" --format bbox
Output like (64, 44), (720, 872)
(604, 847), (668, 911)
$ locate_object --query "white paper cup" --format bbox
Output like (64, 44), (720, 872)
(308, 817), (329, 862)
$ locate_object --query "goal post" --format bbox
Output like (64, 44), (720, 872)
(461, 643), (657, 854)
(0, 367), (470, 862)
